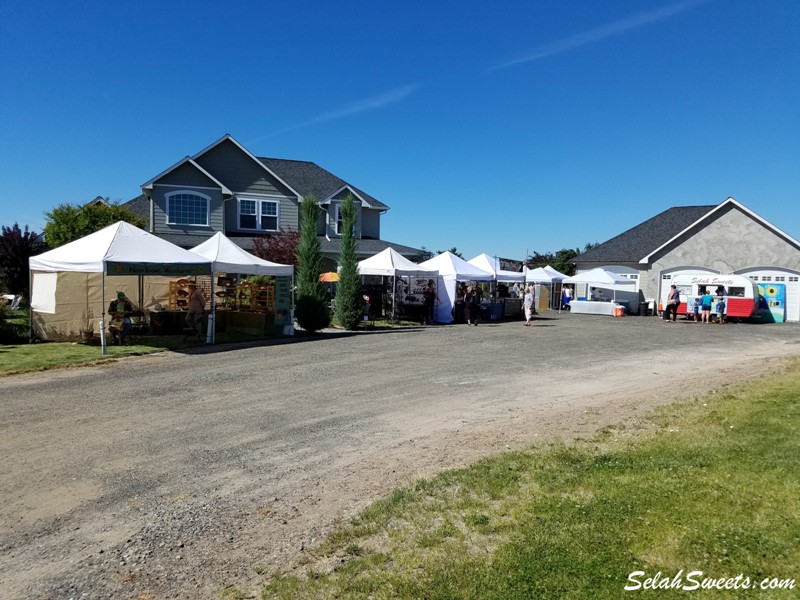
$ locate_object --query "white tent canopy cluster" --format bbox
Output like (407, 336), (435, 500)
(28, 222), (294, 351)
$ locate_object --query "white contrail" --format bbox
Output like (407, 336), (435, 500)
(300, 83), (419, 127)
(488, 0), (711, 72)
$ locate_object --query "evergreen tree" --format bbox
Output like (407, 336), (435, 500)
(334, 194), (363, 330)
(294, 195), (330, 332)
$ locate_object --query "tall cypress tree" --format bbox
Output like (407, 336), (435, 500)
(294, 195), (330, 332)
(334, 194), (363, 330)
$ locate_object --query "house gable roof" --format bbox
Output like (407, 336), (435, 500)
(574, 204), (716, 264)
(258, 157), (388, 210)
(122, 193), (150, 220)
(140, 156), (232, 195)
(575, 197), (800, 266)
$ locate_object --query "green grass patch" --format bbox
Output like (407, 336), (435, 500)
(262, 359), (800, 599)
(0, 336), (194, 376)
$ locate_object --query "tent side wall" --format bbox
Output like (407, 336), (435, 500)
(31, 272), (173, 341)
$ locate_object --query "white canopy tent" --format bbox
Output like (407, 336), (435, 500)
(563, 267), (636, 303)
(525, 264), (569, 310)
(357, 248), (436, 278)
(467, 254), (526, 282)
(190, 232), (295, 342)
(29, 221), (212, 352)
(358, 248), (438, 320)
(190, 232), (294, 277)
(418, 252), (494, 323)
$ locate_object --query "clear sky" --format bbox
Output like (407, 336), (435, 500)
(1, 0), (798, 261)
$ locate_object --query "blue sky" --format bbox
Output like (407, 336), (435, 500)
(1, 0), (798, 261)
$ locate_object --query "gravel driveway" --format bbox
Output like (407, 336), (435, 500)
(1, 313), (797, 599)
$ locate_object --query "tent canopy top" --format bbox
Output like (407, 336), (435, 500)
(358, 248), (438, 277)
(467, 253), (526, 282)
(190, 232), (293, 276)
(29, 221), (211, 275)
(419, 251), (494, 281)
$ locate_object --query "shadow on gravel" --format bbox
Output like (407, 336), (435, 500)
(175, 326), (430, 355)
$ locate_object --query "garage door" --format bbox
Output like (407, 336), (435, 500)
(736, 268), (800, 322)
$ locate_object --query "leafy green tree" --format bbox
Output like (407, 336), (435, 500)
(0, 223), (47, 300)
(334, 194), (363, 330)
(43, 200), (146, 248)
(294, 195), (330, 332)
(436, 246), (463, 258)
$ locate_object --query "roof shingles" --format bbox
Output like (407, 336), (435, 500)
(575, 205), (716, 263)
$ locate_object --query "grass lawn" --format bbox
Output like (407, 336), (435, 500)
(261, 359), (800, 599)
(0, 336), (192, 376)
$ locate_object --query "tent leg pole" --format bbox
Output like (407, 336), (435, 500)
(101, 274), (107, 355)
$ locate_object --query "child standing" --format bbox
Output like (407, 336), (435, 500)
(715, 296), (726, 324)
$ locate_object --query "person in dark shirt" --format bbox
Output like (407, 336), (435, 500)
(108, 291), (133, 344)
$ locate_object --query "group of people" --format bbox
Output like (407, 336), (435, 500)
(663, 284), (726, 324)
(456, 282), (481, 325)
(106, 282), (206, 345)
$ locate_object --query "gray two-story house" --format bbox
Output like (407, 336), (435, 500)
(126, 134), (423, 270)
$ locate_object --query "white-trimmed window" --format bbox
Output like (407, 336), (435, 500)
(239, 198), (279, 231)
(334, 203), (344, 235)
(166, 192), (209, 226)
(662, 274), (672, 280)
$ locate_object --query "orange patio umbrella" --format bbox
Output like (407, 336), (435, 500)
(319, 272), (339, 282)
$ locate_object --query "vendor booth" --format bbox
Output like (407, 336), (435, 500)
(467, 253), (526, 320)
(189, 232), (295, 342)
(563, 268), (637, 316)
(525, 265), (568, 311)
(418, 252), (494, 323)
(29, 221), (212, 353)
(357, 248), (438, 321)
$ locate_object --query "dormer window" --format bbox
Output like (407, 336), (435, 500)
(334, 203), (344, 235)
(166, 191), (209, 226)
(239, 197), (279, 231)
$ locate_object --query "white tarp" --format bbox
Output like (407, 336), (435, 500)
(525, 265), (568, 283)
(467, 254), (526, 282)
(190, 232), (294, 276)
(564, 267), (636, 304)
(563, 267), (635, 287)
(419, 252), (494, 323)
(30, 272), (57, 314)
(358, 248), (437, 277)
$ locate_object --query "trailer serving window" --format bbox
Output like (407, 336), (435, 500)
(728, 286), (746, 297)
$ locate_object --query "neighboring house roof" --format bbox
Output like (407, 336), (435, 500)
(259, 157), (388, 210)
(84, 196), (109, 207)
(574, 204), (716, 264)
(122, 194), (149, 220)
(574, 197), (800, 266)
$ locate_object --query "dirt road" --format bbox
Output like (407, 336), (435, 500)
(1, 314), (797, 598)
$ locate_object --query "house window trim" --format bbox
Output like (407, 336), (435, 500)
(165, 190), (210, 227)
(237, 196), (281, 232)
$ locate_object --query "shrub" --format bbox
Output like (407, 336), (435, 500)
(294, 295), (330, 333)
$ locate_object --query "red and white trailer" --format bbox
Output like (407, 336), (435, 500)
(662, 274), (759, 319)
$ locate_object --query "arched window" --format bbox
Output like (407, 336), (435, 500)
(166, 191), (209, 226)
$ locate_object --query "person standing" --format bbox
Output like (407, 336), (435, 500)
(423, 279), (437, 325)
(523, 286), (534, 326)
(715, 295), (726, 324)
(664, 284), (681, 322)
(562, 286), (572, 310)
(700, 289), (714, 324)
(186, 282), (206, 334)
